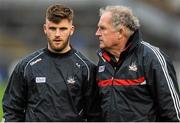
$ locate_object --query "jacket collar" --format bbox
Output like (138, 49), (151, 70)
(97, 29), (142, 63)
(127, 29), (142, 53)
(44, 46), (76, 58)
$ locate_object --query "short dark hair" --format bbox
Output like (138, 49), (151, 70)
(46, 4), (74, 23)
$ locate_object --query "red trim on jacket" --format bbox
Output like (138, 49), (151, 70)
(98, 76), (145, 87)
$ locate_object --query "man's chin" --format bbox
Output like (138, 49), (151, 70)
(49, 46), (62, 51)
(99, 45), (105, 49)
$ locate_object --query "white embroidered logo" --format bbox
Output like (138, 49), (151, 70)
(36, 77), (46, 83)
(98, 65), (105, 72)
(67, 77), (76, 84)
(30, 58), (42, 66)
(129, 62), (138, 72)
(76, 63), (81, 68)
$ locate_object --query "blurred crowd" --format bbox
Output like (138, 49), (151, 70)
(0, 0), (180, 84)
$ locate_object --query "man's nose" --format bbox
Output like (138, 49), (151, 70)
(96, 28), (101, 36)
(55, 29), (61, 36)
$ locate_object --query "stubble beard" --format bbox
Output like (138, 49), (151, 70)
(47, 36), (70, 52)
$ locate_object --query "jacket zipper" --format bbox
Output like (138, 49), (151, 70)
(112, 66), (117, 85)
(110, 66), (116, 121)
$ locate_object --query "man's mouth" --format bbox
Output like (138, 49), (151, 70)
(99, 39), (103, 42)
(53, 39), (62, 42)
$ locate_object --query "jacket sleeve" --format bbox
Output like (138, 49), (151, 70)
(144, 50), (180, 121)
(2, 62), (27, 121)
(82, 63), (102, 121)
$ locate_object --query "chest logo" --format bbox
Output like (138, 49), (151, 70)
(36, 77), (46, 83)
(30, 58), (42, 66)
(129, 62), (138, 72)
(98, 65), (105, 72)
(67, 77), (76, 84)
(76, 63), (81, 68)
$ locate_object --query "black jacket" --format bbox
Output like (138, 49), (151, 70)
(96, 30), (180, 122)
(3, 48), (100, 121)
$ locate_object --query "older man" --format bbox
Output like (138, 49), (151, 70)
(96, 5), (180, 122)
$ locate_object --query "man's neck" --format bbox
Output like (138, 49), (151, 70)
(109, 36), (130, 61)
(48, 46), (71, 54)
(107, 44), (128, 61)
(108, 49), (121, 61)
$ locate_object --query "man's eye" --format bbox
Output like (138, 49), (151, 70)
(99, 26), (105, 30)
(60, 27), (67, 31)
(49, 27), (56, 31)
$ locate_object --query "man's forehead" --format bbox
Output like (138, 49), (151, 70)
(98, 12), (112, 25)
(101, 11), (112, 19)
(100, 12), (112, 21)
(46, 19), (72, 26)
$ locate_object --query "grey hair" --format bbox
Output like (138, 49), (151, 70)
(99, 6), (140, 31)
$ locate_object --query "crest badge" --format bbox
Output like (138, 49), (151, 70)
(67, 76), (76, 84)
(98, 65), (105, 72)
(129, 62), (138, 72)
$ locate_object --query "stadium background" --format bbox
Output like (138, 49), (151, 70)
(0, 0), (180, 119)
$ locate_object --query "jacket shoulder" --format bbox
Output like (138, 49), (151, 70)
(140, 41), (164, 59)
(140, 41), (173, 68)
(73, 50), (96, 81)
(73, 50), (96, 67)
(14, 48), (45, 73)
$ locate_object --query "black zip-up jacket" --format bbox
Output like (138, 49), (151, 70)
(96, 30), (180, 122)
(3, 48), (100, 121)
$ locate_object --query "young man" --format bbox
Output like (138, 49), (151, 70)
(3, 4), (100, 121)
(95, 5), (180, 122)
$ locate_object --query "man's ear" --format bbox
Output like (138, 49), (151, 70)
(117, 28), (123, 39)
(43, 24), (47, 34)
(70, 25), (75, 35)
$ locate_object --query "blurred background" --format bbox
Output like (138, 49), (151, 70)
(0, 0), (180, 119)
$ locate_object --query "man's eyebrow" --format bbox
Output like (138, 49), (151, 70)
(49, 26), (56, 29)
